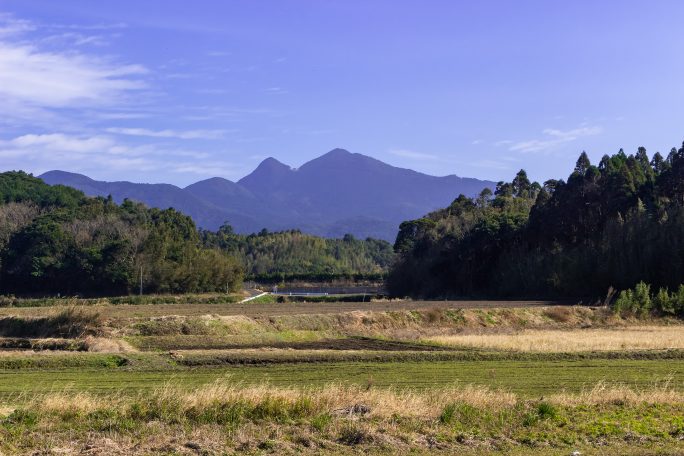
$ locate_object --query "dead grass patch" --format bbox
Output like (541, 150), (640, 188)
(84, 337), (136, 353)
(424, 325), (684, 352)
(550, 380), (683, 406)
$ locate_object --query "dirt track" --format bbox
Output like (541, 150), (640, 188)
(0, 298), (576, 318)
(204, 299), (573, 317)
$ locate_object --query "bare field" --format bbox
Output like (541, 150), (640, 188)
(424, 326), (684, 352)
(0, 298), (568, 319)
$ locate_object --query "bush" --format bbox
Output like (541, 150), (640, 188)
(4, 409), (38, 427)
(338, 423), (369, 446)
(536, 402), (557, 419)
(613, 282), (684, 318)
(439, 403), (457, 424)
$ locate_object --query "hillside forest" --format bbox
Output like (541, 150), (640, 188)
(389, 143), (684, 301)
(201, 226), (394, 282)
(0, 172), (393, 296)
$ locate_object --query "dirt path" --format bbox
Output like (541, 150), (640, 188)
(0, 299), (574, 318)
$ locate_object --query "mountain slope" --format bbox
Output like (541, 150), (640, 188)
(39, 149), (496, 240)
(39, 171), (263, 233)
(240, 148), (495, 224)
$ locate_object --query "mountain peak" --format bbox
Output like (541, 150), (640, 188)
(258, 157), (290, 170)
(238, 156), (293, 190)
(299, 148), (381, 173)
(323, 148), (352, 157)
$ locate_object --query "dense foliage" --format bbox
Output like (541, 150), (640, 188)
(389, 143), (684, 298)
(613, 281), (684, 317)
(201, 226), (394, 281)
(0, 172), (243, 296)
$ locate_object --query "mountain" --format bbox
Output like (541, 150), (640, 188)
(40, 171), (263, 233)
(39, 149), (495, 241)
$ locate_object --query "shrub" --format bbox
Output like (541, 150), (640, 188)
(613, 282), (684, 318)
(439, 403), (457, 424)
(536, 402), (557, 419)
(633, 282), (652, 315)
(338, 423), (369, 446)
(4, 409), (38, 427)
(311, 413), (332, 432)
(613, 289), (635, 315)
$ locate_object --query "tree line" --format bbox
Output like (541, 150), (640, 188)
(200, 226), (394, 282)
(389, 142), (684, 301)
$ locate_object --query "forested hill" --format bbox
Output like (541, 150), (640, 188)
(201, 226), (394, 281)
(0, 171), (394, 296)
(0, 171), (243, 296)
(389, 143), (684, 299)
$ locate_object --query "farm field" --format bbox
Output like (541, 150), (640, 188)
(0, 297), (567, 318)
(0, 300), (682, 454)
(0, 356), (681, 398)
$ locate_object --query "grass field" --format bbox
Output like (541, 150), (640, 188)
(0, 300), (682, 454)
(0, 356), (681, 397)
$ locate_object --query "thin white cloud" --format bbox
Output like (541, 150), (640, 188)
(10, 133), (115, 152)
(508, 126), (602, 153)
(49, 22), (127, 31)
(0, 42), (146, 108)
(206, 50), (231, 57)
(106, 127), (227, 140)
(0, 15), (34, 36)
(389, 149), (438, 160)
(264, 87), (288, 95)
(0, 132), (224, 177)
(0, 14), (147, 130)
(41, 32), (112, 47)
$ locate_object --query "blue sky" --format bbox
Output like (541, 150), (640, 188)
(0, 0), (683, 186)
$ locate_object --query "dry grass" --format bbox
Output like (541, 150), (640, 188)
(84, 336), (136, 353)
(3, 381), (683, 456)
(424, 325), (684, 352)
(550, 380), (683, 406)
(24, 380), (517, 420)
(16, 379), (684, 420)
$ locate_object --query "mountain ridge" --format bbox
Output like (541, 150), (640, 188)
(39, 149), (496, 241)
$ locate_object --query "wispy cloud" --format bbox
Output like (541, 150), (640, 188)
(507, 126), (602, 153)
(264, 87), (288, 95)
(0, 14), (147, 128)
(41, 32), (113, 47)
(206, 50), (231, 57)
(0, 132), (229, 177)
(106, 127), (228, 140)
(48, 22), (127, 31)
(389, 149), (438, 160)
(0, 14), (34, 36)
(10, 133), (115, 152)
